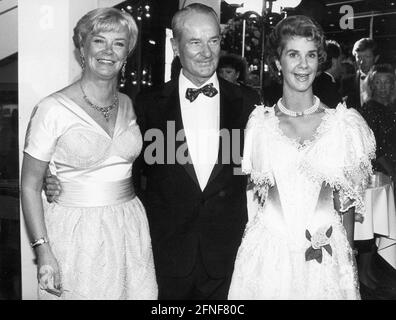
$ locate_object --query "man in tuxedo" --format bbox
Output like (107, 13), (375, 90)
(134, 4), (259, 299)
(341, 38), (379, 110)
(313, 40), (343, 108)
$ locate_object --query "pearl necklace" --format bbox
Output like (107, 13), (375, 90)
(80, 82), (118, 121)
(277, 96), (320, 117)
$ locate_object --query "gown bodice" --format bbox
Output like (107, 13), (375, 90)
(24, 92), (142, 184)
(242, 103), (376, 241)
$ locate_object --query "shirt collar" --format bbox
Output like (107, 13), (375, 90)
(359, 70), (368, 79)
(324, 71), (336, 83)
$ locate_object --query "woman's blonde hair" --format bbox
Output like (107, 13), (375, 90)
(73, 7), (138, 54)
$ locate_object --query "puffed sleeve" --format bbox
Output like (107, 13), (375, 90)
(24, 96), (61, 162)
(242, 105), (274, 217)
(336, 106), (376, 218)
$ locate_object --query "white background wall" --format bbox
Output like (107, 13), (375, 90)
(18, 0), (122, 300)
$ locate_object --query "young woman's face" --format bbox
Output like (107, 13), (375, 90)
(82, 26), (129, 80)
(372, 72), (395, 100)
(276, 36), (319, 94)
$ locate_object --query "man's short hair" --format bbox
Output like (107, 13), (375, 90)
(171, 3), (219, 41)
(352, 38), (378, 56)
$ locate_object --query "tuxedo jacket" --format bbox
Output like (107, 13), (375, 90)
(134, 77), (259, 278)
(313, 72), (342, 108)
(341, 71), (365, 110)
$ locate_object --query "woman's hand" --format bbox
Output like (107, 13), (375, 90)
(36, 244), (63, 297)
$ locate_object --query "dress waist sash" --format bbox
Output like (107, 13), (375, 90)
(56, 178), (135, 207)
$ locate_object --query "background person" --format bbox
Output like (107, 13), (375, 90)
(218, 53), (261, 103)
(313, 40), (343, 108)
(358, 64), (396, 294)
(341, 38), (380, 111)
(362, 64), (396, 179)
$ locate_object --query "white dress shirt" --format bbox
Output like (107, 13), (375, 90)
(178, 71), (220, 191)
(359, 71), (369, 106)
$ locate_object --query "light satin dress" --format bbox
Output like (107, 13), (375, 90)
(24, 92), (157, 300)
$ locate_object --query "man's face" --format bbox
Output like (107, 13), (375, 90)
(171, 12), (221, 87)
(355, 49), (376, 74)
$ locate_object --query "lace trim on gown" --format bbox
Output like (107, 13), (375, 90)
(272, 108), (333, 151)
(241, 105), (275, 204)
(298, 103), (376, 217)
(242, 103), (376, 218)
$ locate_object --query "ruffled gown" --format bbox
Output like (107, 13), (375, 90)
(228, 103), (376, 300)
(24, 92), (158, 300)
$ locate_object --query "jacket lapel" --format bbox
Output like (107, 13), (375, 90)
(161, 78), (243, 192)
(161, 80), (200, 187)
(205, 79), (243, 189)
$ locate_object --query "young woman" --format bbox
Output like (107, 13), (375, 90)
(228, 15), (375, 299)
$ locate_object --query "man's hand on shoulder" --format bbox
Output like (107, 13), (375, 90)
(43, 171), (61, 203)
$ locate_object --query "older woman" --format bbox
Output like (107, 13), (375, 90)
(358, 64), (396, 292)
(21, 8), (157, 300)
(228, 15), (375, 299)
(362, 64), (396, 178)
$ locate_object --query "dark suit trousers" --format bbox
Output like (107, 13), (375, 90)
(157, 246), (232, 300)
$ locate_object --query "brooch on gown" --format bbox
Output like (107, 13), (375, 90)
(305, 226), (333, 263)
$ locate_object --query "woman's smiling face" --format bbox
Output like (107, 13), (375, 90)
(276, 36), (319, 93)
(82, 27), (129, 80)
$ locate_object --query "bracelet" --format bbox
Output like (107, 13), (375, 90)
(30, 237), (49, 248)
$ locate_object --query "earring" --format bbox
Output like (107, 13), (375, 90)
(120, 61), (127, 87)
(80, 54), (85, 70)
(277, 68), (282, 77)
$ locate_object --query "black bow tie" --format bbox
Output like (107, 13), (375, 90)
(360, 74), (366, 80)
(185, 83), (218, 102)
